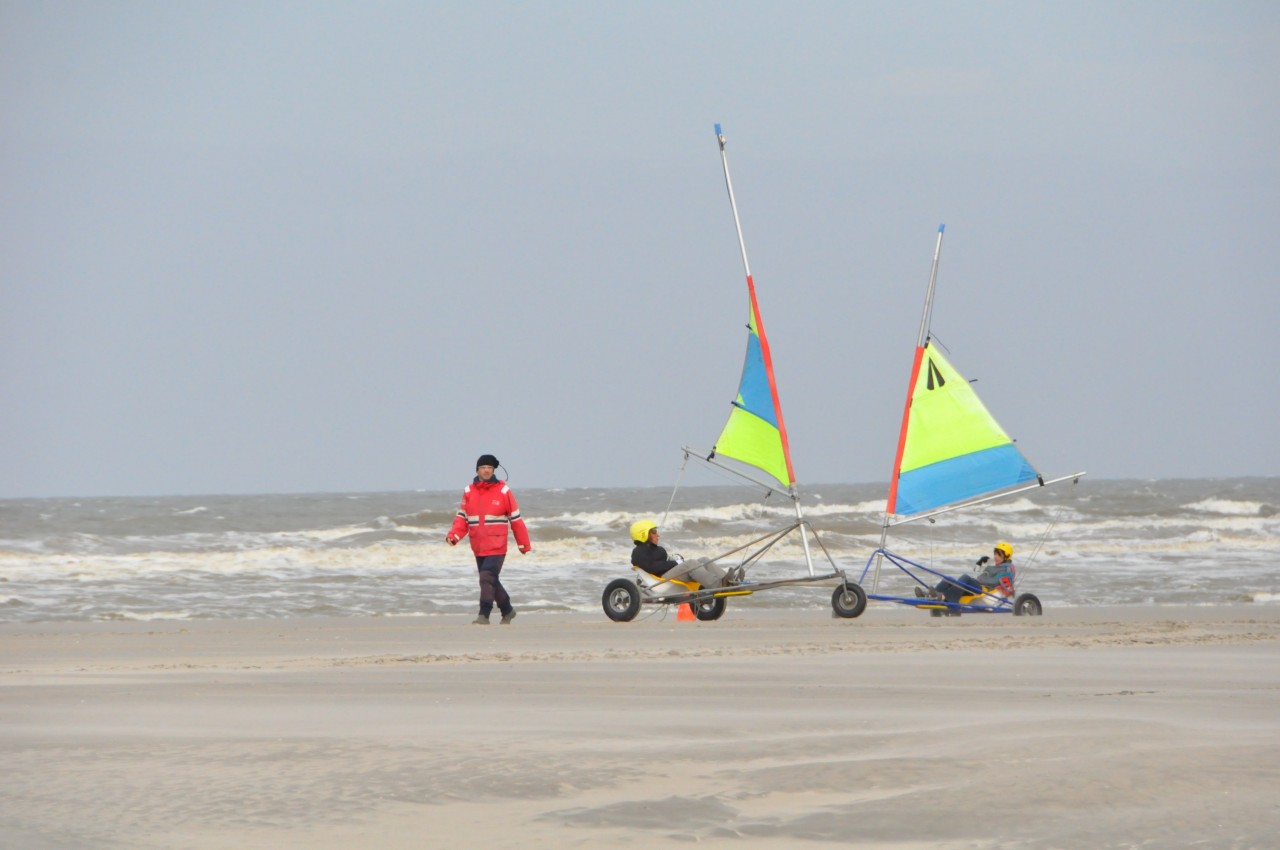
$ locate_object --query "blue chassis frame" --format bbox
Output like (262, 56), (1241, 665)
(858, 547), (1019, 614)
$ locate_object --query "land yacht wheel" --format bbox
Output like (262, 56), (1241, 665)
(602, 579), (642, 622)
(694, 596), (727, 621)
(831, 583), (867, 618)
(1013, 593), (1043, 616)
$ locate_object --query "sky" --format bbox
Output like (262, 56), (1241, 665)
(2, 1), (1278, 498)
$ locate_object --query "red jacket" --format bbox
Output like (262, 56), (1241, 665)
(447, 478), (531, 557)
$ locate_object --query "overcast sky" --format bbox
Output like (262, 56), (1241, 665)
(3, 2), (1277, 498)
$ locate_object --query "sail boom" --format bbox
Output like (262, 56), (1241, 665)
(681, 446), (799, 502)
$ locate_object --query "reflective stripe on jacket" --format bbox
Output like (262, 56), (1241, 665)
(448, 479), (531, 556)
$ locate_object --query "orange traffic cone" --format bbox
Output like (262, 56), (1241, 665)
(677, 602), (696, 621)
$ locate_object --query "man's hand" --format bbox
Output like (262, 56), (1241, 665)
(519, 544), (531, 554)
(447, 534), (458, 546)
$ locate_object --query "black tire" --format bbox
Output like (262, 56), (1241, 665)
(602, 578), (642, 622)
(831, 583), (867, 618)
(694, 596), (727, 621)
(1013, 593), (1043, 616)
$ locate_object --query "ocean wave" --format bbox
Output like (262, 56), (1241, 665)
(3, 479), (1279, 622)
(1184, 498), (1272, 516)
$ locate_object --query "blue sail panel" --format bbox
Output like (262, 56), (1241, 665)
(894, 443), (1038, 516)
(735, 332), (778, 428)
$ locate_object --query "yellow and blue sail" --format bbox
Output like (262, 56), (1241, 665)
(887, 341), (1037, 516)
(711, 276), (795, 490)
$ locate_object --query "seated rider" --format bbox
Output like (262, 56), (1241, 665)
(629, 519), (734, 586)
(629, 520), (682, 577)
(918, 541), (1016, 604)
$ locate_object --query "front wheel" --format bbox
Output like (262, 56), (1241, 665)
(1013, 593), (1043, 616)
(831, 583), (867, 618)
(694, 596), (727, 621)
(602, 579), (642, 622)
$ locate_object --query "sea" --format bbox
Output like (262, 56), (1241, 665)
(1, 477), (1277, 624)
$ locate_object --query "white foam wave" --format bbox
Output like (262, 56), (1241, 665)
(979, 497), (1058, 514)
(659, 502), (792, 524)
(538, 500), (892, 534)
(795, 501), (885, 517)
(538, 509), (633, 530)
(1184, 498), (1268, 516)
(108, 610), (199, 621)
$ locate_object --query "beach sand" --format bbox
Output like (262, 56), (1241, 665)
(3, 605), (1278, 849)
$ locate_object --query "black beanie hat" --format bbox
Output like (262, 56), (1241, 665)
(476, 454), (500, 469)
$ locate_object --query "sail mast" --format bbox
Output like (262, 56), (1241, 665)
(916, 224), (945, 348)
(714, 124), (815, 575)
(885, 224), (945, 521)
(873, 225), (944, 591)
(714, 124), (797, 489)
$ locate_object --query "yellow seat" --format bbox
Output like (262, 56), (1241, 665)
(632, 566), (701, 592)
(958, 576), (1014, 605)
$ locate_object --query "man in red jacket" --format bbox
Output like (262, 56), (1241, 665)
(447, 454), (532, 624)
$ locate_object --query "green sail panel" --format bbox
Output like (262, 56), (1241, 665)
(716, 403), (792, 489)
(893, 343), (1037, 514)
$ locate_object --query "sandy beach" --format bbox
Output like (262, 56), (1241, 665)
(3, 605), (1278, 849)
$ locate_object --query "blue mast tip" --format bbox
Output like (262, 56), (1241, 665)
(714, 123), (722, 135)
(938, 224), (946, 233)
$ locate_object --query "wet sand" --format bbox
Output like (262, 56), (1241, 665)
(3, 605), (1278, 849)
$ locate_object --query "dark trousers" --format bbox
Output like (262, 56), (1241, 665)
(936, 573), (983, 604)
(476, 554), (511, 617)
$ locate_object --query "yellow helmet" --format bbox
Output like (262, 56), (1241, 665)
(994, 541), (1013, 558)
(629, 520), (658, 544)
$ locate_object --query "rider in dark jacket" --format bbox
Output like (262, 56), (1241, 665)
(629, 519), (681, 576)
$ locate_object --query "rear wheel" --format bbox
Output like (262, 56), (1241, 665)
(831, 583), (867, 618)
(1013, 593), (1043, 616)
(602, 579), (641, 622)
(694, 596), (727, 621)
